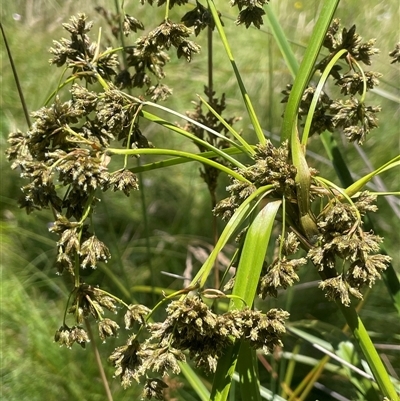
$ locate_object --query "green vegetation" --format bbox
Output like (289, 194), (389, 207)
(1, 1), (399, 400)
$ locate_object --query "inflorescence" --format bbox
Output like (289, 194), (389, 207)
(5, 9), (394, 401)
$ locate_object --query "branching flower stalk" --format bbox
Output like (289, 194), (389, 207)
(5, 2), (400, 401)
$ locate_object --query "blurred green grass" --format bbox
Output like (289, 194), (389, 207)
(1, 1), (399, 400)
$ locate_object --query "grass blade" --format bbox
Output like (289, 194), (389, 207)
(336, 303), (399, 400)
(230, 200), (282, 308)
(197, 95), (255, 157)
(281, 0), (339, 143)
(237, 342), (262, 401)
(191, 186), (274, 288)
(264, 6), (299, 78)
(180, 363), (210, 401)
(129, 146), (253, 174)
(206, 0), (265, 144)
(140, 109), (247, 169)
(210, 200), (282, 400)
(107, 147), (250, 182)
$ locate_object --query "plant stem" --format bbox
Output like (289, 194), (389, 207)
(207, 23), (220, 288)
(0, 21), (31, 128)
(335, 303), (399, 401)
(85, 319), (114, 401)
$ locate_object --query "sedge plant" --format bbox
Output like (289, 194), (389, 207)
(3, 0), (400, 400)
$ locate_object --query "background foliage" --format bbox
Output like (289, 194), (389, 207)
(1, 1), (399, 400)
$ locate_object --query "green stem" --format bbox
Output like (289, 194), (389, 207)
(281, 0), (339, 143)
(206, 0), (265, 145)
(0, 21), (31, 128)
(128, 146), (252, 174)
(107, 147), (250, 183)
(301, 49), (348, 145)
(336, 303), (399, 400)
(139, 104), (247, 164)
(85, 319), (114, 401)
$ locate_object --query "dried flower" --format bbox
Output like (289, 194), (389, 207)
(389, 42), (400, 64)
(330, 98), (380, 144)
(125, 304), (151, 329)
(99, 318), (120, 341)
(79, 235), (111, 268)
(135, 20), (200, 62)
(214, 141), (300, 219)
(148, 296), (227, 373)
(318, 275), (360, 307)
(221, 308), (289, 353)
(321, 19), (379, 65)
(231, 0), (270, 29)
(56, 148), (110, 191)
(69, 284), (118, 323)
(309, 195), (390, 306)
(236, 6), (265, 29)
(335, 71), (381, 96)
(50, 14), (119, 81)
(141, 378), (168, 400)
(54, 325), (90, 348)
(146, 83), (173, 102)
(109, 337), (142, 388)
(181, 1), (218, 36)
(139, 345), (185, 377)
(259, 257), (307, 298)
(106, 169), (139, 196)
(123, 14), (144, 36)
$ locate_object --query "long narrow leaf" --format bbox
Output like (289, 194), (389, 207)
(197, 95), (255, 157)
(140, 102), (246, 154)
(231, 200), (282, 308)
(238, 342), (262, 401)
(107, 147), (250, 183)
(336, 303), (399, 400)
(180, 363), (210, 401)
(281, 0), (339, 143)
(191, 186), (274, 288)
(264, 6), (299, 78)
(206, 0), (265, 144)
(345, 155), (400, 197)
(140, 110), (247, 169)
(210, 200), (282, 401)
(129, 146), (253, 174)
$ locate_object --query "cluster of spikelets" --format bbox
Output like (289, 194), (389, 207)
(215, 142), (391, 306)
(6, 6), (399, 400)
(108, 296), (289, 397)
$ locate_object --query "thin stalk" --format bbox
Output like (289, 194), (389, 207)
(206, 0), (265, 144)
(139, 104), (247, 161)
(85, 319), (113, 401)
(197, 95), (255, 156)
(129, 146), (252, 174)
(113, 0), (128, 69)
(281, 343), (300, 399)
(335, 302), (398, 400)
(136, 158), (156, 305)
(140, 109), (247, 169)
(301, 49), (347, 145)
(164, 0), (170, 20)
(207, 25), (214, 100)
(0, 21), (31, 127)
(112, 0), (155, 304)
(206, 23), (220, 288)
(281, 0), (339, 143)
(107, 147), (251, 183)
